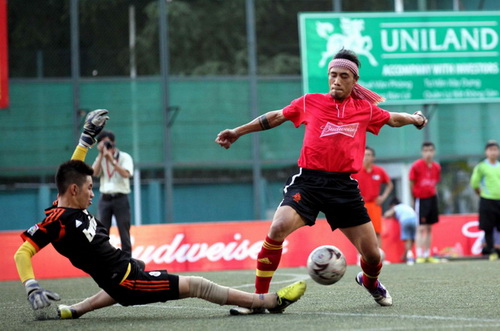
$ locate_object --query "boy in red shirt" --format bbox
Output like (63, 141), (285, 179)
(352, 147), (393, 247)
(216, 49), (427, 313)
(409, 141), (441, 263)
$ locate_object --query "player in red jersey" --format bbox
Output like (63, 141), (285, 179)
(409, 141), (441, 263)
(216, 49), (427, 313)
(351, 146), (393, 247)
(14, 110), (306, 320)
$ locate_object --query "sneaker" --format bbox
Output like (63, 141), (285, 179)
(406, 251), (415, 266)
(426, 256), (440, 264)
(57, 305), (79, 319)
(268, 280), (307, 314)
(355, 272), (392, 306)
(415, 257), (427, 264)
(229, 307), (267, 315)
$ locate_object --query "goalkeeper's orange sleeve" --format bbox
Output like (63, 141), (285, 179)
(71, 145), (88, 161)
(14, 241), (37, 283)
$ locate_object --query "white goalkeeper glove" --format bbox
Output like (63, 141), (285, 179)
(25, 279), (61, 310)
(79, 109), (110, 148)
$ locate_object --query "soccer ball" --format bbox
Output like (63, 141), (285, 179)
(307, 245), (347, 285)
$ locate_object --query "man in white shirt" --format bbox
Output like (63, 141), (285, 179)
(92, 130), (134, 256)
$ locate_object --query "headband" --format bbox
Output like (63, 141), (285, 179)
(327, 58), (385, 105)
(328, 58), (359, 77)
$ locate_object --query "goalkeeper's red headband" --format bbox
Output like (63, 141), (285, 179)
(328, 58), (385, 105)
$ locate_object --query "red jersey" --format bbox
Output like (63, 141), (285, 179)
(282, 94), (390, 173)
(409, 158), (441, 198)
(351, 165), (391, 202)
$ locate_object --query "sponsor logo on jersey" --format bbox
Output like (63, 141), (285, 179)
(149, 271), (161, 277)
(27, 224), (39, 236)
(320, 122), (359, 138)
(82, 216), (97, 242)
(421, 178), (438, 186)
(75, 220), (82, 228)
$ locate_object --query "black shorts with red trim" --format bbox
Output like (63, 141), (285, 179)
(279, 168), (370, 231)
(415, 195), (439, 225)
(102, 259), (180, 306)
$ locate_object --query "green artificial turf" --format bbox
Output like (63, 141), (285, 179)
(2, 260), (499, 331)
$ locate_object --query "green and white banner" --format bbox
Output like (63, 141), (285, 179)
(299, 11), (500, 105)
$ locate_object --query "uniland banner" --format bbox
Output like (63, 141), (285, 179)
(299, 11), (500, 105)
(0, 214), (483, 281)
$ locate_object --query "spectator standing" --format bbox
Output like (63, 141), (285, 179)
(92, 131), (134, 257)
(409, 141), (441, 263)
(352, 146), (393, 247)
(470, 140), (500, 260)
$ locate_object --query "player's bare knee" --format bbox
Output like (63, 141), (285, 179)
(269, 219), (300, 240)
(188, 276), (229, 305)
(361, 249), (381, 264)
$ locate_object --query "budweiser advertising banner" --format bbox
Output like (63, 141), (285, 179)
(0, 0), (8, 109)
(0, 215), (483, 281)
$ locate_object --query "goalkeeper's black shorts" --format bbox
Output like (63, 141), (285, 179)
(279, 168), (370, 231)
(103, 259), (180, 306)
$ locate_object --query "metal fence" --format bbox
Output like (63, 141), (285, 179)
(1, 0), (500, 228)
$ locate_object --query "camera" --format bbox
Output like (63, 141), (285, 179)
(104, 141), (114, 150)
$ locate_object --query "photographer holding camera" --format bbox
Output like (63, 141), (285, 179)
(92, 130), (134, 257)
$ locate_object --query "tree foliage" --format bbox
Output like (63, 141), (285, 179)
(7, 0), (417, 77)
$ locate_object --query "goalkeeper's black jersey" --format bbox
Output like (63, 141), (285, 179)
(21, 205), (130, 286)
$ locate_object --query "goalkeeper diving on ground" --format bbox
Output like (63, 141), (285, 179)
(14, 109), (306, 319)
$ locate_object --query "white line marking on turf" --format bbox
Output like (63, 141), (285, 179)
(299, 311), (500, 323)
(332, 324), (500, 331)
(140, 304), (500, 330)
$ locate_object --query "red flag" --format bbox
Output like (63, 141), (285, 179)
(0, 0), (9, 109)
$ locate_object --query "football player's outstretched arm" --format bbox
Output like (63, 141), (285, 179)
(14, 241), (61, 310)
(215, 110), (288, 149)
(387, 110), (427, 129)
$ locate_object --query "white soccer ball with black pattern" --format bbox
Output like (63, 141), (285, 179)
(307, 245), (347, 285)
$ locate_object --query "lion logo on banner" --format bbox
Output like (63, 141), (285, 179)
(317, 18), (379, 68)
